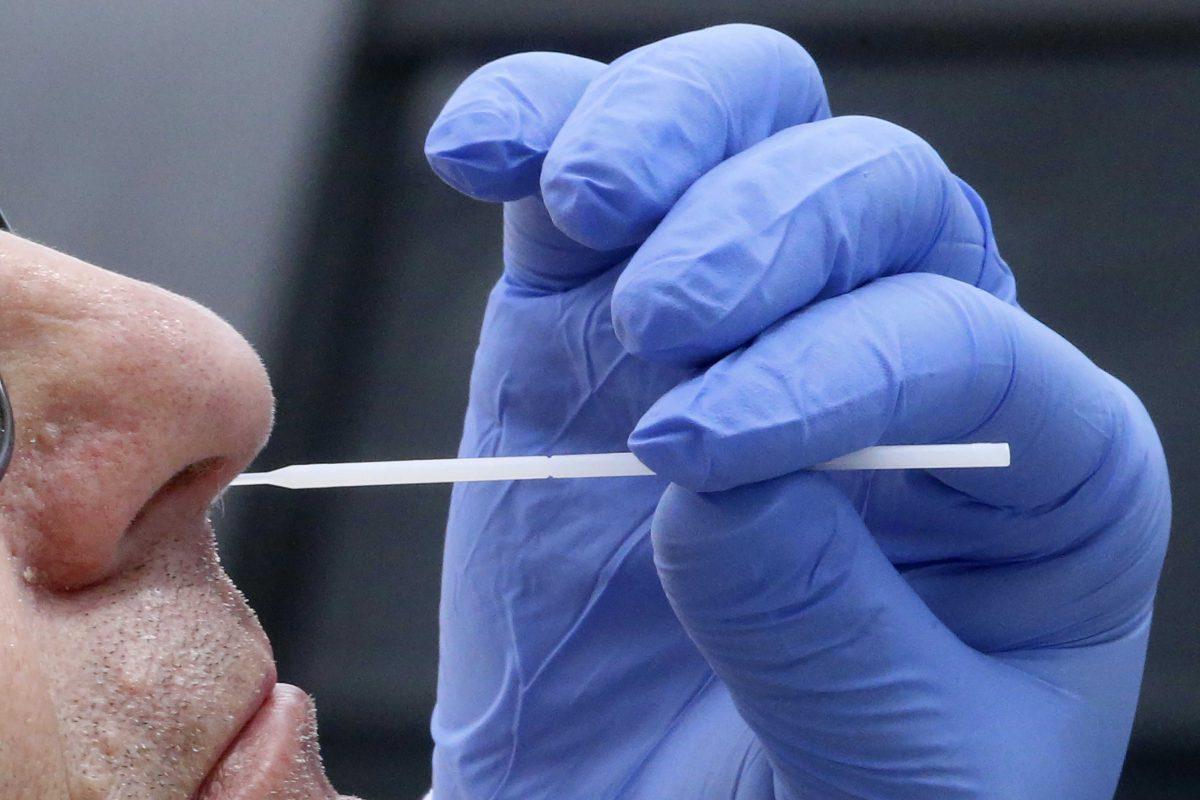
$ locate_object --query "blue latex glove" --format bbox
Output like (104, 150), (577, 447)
(425, 25), (1170, 799)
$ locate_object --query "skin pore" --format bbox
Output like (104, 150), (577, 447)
(0, 232), (354, 799)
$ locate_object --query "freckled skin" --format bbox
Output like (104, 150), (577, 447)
(0, 232), (356, 798)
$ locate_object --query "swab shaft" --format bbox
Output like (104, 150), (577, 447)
(229, 443), (1009, 490)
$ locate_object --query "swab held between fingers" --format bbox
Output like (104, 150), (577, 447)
(229, 443), (1010, 490)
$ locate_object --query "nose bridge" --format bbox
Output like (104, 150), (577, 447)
(0, 234), (274, 590)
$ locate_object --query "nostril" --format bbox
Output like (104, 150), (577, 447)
(126, 456), (228, 533)
(162, 456), (228, 494)
(18, 455), (234, 594)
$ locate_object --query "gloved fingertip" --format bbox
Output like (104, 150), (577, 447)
(540, 158), (649, 250)
(649, 471), (850, 629)
(424, 107), (543, 202)
(650, 473), (822, 562)
(611, 271), (717, 366)
(629, 410), (727, 493)
(649, 482), (725, 559)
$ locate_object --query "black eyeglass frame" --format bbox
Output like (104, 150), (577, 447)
(0, 208), (18, 481)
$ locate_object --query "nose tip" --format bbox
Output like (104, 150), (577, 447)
(0, 236), (274, 590)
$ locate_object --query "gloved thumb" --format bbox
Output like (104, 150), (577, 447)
(652, 473), (1089, 798)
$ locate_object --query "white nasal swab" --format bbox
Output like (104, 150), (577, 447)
(228, 443), (1010, 490)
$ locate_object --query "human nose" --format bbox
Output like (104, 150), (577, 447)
(0, 231), (274, 590)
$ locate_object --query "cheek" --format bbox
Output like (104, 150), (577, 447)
(0, 556), (70, 796)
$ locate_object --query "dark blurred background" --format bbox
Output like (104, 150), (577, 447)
(1, 2), (1197, 797)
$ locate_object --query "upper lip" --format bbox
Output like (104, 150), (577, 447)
(192, 662), (278, 798)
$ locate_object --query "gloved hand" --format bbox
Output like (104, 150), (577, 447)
(424, 24), (1170, 799)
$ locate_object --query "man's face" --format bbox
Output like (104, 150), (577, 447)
(0, 232), (351, 798)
